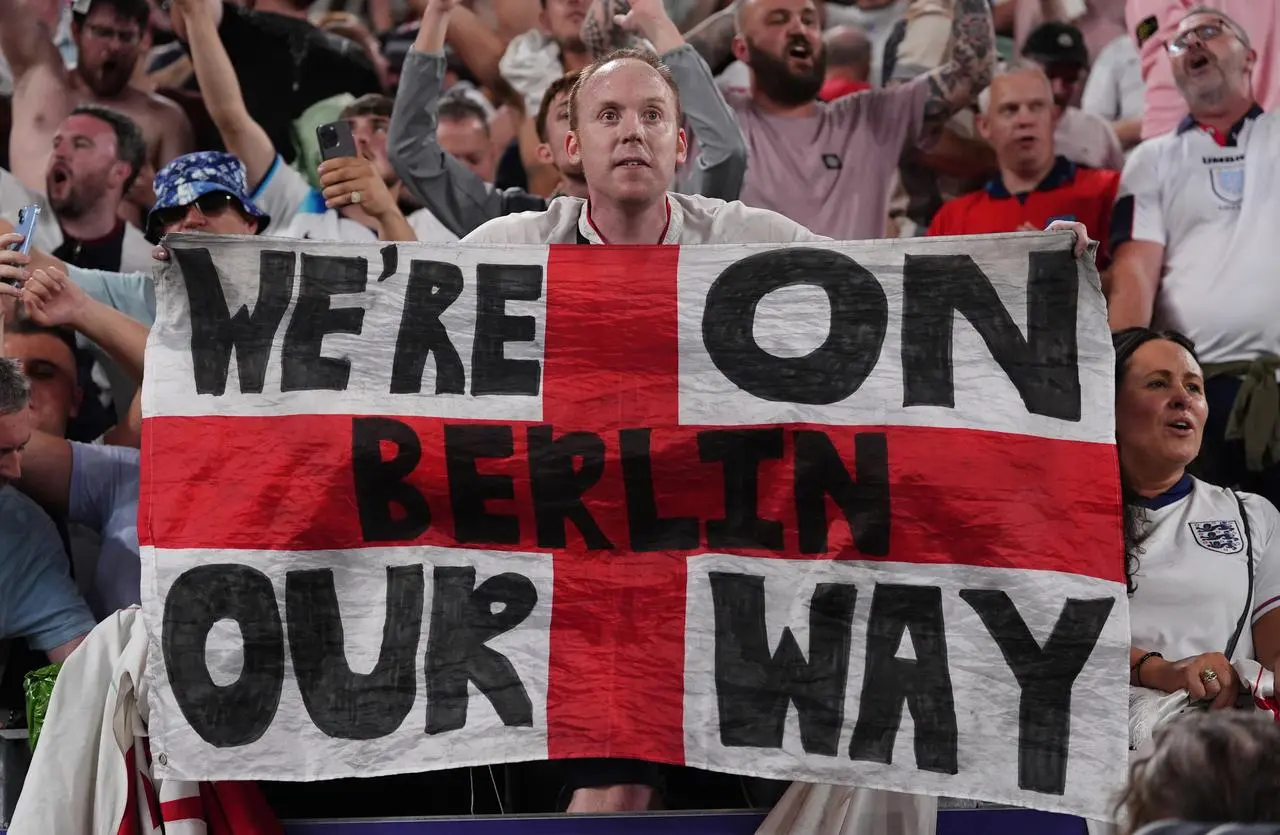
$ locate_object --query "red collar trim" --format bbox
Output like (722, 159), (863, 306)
(586, 198), (672, 244)
(1197, 122), (1232, 147)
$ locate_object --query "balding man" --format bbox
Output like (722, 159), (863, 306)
(820, 26), (872, 101)
(928, 62), (1119, 265)
(1109, 7), (1280, 506)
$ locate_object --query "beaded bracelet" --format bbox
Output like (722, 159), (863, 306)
(1132, 651), (1163, 687)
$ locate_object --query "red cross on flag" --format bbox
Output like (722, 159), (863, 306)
(139, 233), (1128, 820)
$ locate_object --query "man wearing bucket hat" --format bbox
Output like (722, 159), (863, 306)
(2, 149), (272, 333)
(144, 150), (271, 244)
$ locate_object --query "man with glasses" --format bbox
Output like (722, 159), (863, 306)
(1108, 7), (1280, 508)
(0, 0), (195, 225)
(1021, 22), (1125, 172)
(1127, 0), (1279, 140)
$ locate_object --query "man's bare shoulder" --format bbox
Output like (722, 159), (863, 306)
(12, 61), (70, 105)
(120, 86), (190, 120)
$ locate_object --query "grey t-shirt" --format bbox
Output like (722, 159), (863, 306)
(730, 76), (931, 241)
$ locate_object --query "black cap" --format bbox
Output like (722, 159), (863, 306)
(1022, 22), (1089, 68)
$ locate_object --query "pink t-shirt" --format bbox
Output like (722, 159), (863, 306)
(728, 76), (931, 240)
(1127, 0), (1280, 139)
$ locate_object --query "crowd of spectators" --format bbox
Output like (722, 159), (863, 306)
(1, 0), (1279, 827)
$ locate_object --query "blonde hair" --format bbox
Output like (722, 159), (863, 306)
(977, 60), (1053, 113)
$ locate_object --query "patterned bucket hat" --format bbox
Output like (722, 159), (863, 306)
(146, 151), (271, 240)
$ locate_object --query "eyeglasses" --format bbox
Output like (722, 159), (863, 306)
(1166, 21), (1235, 55)
(83, 22), (141, 45)
(152, 192), (241, 231)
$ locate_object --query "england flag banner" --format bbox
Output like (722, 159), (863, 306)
(140, 231), (1128, 819)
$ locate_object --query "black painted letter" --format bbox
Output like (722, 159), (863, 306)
(176, 247), (294, 395)
(287, 566), (424, 739)
(960, 590), (1114, 794)
(620, 428), (699, 551)
(849, 584), (958, 774)
(901, 251), (1080, 421)
(699, 429), (784, 551)
(352, 417), (431, 541)
(527, 426), (612, 549)
(162, 564), (284, 747)
(794, 431), (890, 556)
(390, 259), (465, 394)
(710, 572), (857, 755)
(281, 253), (369, 391)
(445, 424), (519, 544)
(701, 249), (888, 404)
(425, 566), (537, 733)
(472, 263), (542, 396)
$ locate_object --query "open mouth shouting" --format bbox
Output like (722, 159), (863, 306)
(1185, 51), (1214, 74)
(47, 163), (72, 194)
(785, 39), (814, 67)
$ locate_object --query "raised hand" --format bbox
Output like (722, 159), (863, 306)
(0, 233), (30, 295)
(20, 266), (90, 329)
(318, 156), (399, 221)
(611, 0), (682, 50)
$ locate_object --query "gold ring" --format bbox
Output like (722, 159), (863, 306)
(1200, 668), (1218, 683)
(350, 190), (362, 205)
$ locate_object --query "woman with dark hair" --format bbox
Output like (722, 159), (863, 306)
(1117, 327), (1280, 708)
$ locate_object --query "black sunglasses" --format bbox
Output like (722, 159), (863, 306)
(151, 191), (242, 231)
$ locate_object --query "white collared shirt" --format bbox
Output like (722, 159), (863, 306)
(461, 192), (826, 245)
(1111, 107), (1280, 364)
(1130, 476), (1280, 664)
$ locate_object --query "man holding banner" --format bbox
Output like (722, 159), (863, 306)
(462, 48), (818, 245)
(137, 213), (1120, 826)
(459, 44), (1100, 817)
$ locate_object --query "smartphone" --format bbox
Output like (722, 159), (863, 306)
(3, 204), (39, 287)
(316, 121), (358, 162)
(7, 204), (40, 256)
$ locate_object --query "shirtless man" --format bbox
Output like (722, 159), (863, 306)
(1, 0), (194, 222)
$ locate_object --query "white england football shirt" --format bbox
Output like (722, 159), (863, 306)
(1129, 475), (1280, 664)
(1110, 106), (1280, 364)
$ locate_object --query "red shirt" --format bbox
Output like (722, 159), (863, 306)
(927, 157), (1121, 267)
(818, 77), (872, 102)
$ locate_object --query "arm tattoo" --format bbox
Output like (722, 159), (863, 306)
(683, 0), (738, 69)
(581, 2), (613, 60)
(581, 0), (645, 59)
(922, 0), (995, 130)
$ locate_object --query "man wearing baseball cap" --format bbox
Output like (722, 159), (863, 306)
(1022, 21), (1126, 171)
